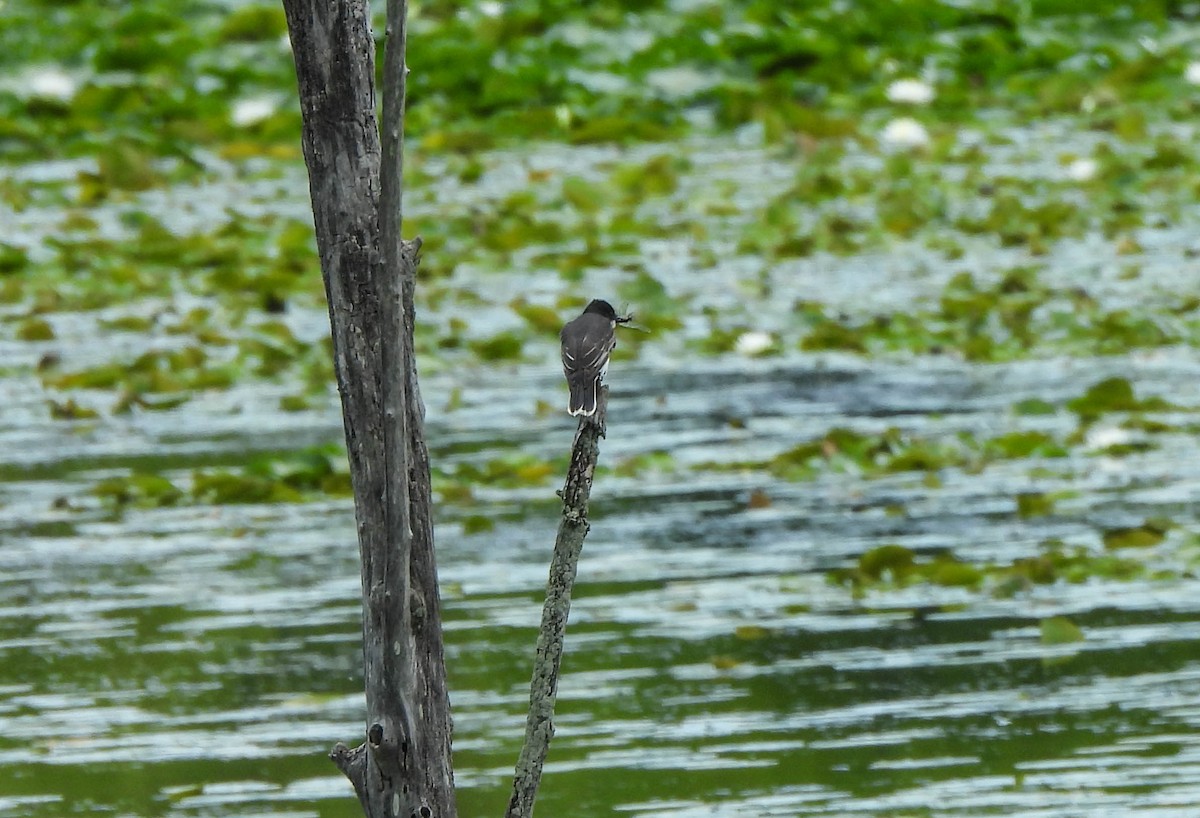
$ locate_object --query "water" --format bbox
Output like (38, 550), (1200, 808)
(5, 339), (1200, 816)
(5, 129), (1200, 816)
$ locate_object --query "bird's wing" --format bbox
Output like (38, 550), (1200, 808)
(578, 333), (613, 372)
(562, 316), (614, 379)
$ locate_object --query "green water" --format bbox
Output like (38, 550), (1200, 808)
(6, 1), (1200, 815)
(6, 352), (1200, 817)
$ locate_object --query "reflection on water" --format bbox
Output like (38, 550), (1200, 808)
(6, 93), (1200, 813)
(4, 330), (1200, 817)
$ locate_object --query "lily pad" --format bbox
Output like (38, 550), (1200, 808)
(1102, 521), (1168, 550)
(1040, 616), (1084, 646)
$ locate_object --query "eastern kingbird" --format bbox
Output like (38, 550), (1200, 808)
(560, 299), (630, 417)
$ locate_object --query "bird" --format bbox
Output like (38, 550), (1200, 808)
(559, 299), (630, 417)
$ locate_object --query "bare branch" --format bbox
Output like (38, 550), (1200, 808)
(379, 0), (417, 789)
(507, 390), (609, 818)
(379, 0), (411, 596)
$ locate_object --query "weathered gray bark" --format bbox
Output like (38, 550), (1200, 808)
(281, 1), (456, 816)
(507, 392), (609, 818)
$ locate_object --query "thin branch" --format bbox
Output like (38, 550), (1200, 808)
(506, 389), (609, 818)
(380, 0), (408, 269)
(378, 0), (417, 780)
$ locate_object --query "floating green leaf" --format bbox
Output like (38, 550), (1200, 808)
(1102, 521), (1167, 550)
(1016, 492), (1055, 518)
(15, 317), (54, 341)
(1040, 616), (1084, 646)
(858, 544), (916, 582)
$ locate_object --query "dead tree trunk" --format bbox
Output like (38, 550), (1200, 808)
(281, 1), (456, 816)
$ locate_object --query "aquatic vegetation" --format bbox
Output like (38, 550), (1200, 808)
(47, 398), (99, 421)
(1102, 519), (1171, 550)
(189, 448), (351, 505)
(9, 3), (1200, 816)
(1016, 491), (1055, 518)
(4, 2), (1198, 606)
(837, 537), (1153, 596)
(470, 331), (527, 362)
(1066, 376), (1174, 420)
(833, 546), (985, 590)
(435, 452), (562, 493)
(15, 316), (55, 341)
(42, 346), (240, 409)
(511, 299), (564, 336)
(607, 450), (675, 478)
(702, 424), (1072, 482)
(92, 471), (184, 509)
(85, 447), (353, 512)
(0, 243), (29, 274)
(1040, 615), (1084, 646)
(794, 267), (1190, 361)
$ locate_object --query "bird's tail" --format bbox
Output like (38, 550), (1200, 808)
(567, 376), (598, 417)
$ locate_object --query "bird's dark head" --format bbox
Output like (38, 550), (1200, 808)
(583, 299), (634, 324)
(583, 299), (618, 320)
